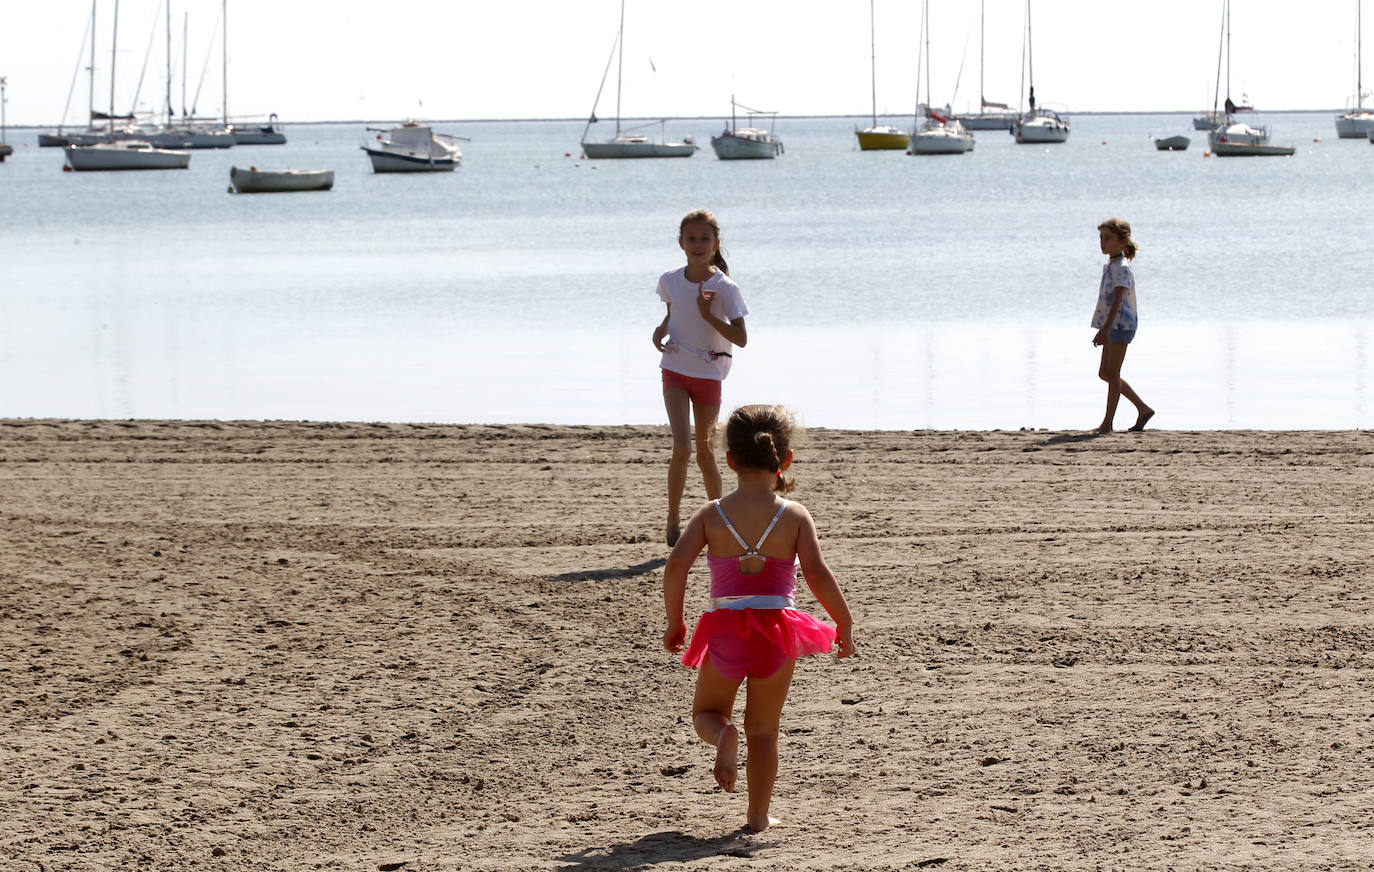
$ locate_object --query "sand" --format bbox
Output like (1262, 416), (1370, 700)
(2, 420), (1373, 871)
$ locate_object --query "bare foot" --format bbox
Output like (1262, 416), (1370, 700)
(666, 519), (681, 547)
(747, 814), (780, 833)
(713, 723), (738, 792)
(1094, 424), (1112, 434)
(1129, 408), (1155, 432)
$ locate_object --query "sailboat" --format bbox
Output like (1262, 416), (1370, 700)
(64, 0), (191, 170)
(39, 1), (108, 147)
(854, 0), (909, 150)
(1011, 0), (1069, 144)
(908, 1), (974, 155)
(579, 0), (696, 159)
(1336, 1), (1373, 138)
(1208, 0), (1295, 156)
(956, 0), (1018, 130)
(710, 96), (783, 160)
(0, 77), (12, 161)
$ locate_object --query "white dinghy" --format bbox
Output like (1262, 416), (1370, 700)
(229, 165), (333, 193)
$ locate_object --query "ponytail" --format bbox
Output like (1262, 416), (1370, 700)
(1098, 217), (1139, 261)
(725, 405), (798, 492)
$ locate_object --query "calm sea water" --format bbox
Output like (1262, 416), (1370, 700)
(2, 113), (1372, 429)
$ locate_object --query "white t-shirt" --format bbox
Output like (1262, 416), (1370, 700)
(1090, 258), (1138, 331)
(657, 267), (749, 380)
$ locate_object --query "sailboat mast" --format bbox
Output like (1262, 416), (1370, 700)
(221, 0), (227, 127)
(979, 0), (985, 110)
(182, 12), (187, 120)
(1225, 0), (1232, 109)
(615, 0), (624, 136)
(1026, 0), (1035, 108)
(924, 1), (931, 112)
(109, 0), (119, 136)
(870, 0), (878, 126)
(1359, 0), (1364, 111)
(165, 0), (171, 127)
(89, 0), (97, 127)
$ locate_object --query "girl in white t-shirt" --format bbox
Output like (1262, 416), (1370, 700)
(652, 210), (750, 545)
(1092, 218), (1155, 433)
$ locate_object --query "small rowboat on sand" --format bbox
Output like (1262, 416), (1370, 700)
(229, 165), (334, 193)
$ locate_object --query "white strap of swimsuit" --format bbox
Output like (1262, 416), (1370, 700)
(712, 499), (788, 559)
(712, 500), (751, 552)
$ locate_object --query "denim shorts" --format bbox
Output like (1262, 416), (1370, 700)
(1108, 327), (1136, 344)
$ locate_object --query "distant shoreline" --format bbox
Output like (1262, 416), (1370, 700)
(4, 107), (1348, 131)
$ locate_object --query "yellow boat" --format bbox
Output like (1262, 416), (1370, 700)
(853, 1), (911, 152)
(855, 126), (910, 150)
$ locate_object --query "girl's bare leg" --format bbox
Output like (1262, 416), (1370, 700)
(692, 656), (744, 792)
(1098, 342), (1154, 432)
(1097, 342), (1127, 432)
(742, 659), (796, 833)
(663, 385), (693, 545)
(691, 401), (723, 501)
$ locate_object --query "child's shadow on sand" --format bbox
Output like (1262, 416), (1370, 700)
(557, 829), (761, 869)
(1040, 431), (1110, 446)
(548, 558), (667, 583)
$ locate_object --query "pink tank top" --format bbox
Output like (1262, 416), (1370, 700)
(706, 499), (798, 610)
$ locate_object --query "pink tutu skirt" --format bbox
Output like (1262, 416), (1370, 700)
(681, 608), (836, 681)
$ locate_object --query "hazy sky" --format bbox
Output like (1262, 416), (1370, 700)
(0, 1), (1365, 128)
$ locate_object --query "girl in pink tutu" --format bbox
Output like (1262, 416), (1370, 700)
(662, 404), (855, 833)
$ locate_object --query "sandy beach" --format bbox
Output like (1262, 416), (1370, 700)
(2, 420), (1373, 871)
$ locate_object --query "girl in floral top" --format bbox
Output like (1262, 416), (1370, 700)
(1091, 218), (1155, 432)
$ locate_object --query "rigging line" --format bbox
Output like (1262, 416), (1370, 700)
(190, 4), (223, 117)
(949, 24), (972, 107)
(129, 0), (165, 117)
(59, 11), (95, 131)
(581, 31), (619, 143)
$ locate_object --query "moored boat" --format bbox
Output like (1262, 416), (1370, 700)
(907, 3), (973, 156)
(854, 0), (909, 151)
(229, 165), (332, 193)
(232, 113), (287, 145)
(955, 1), (1016, 131)
(1207, 1), (1295, 157)
(1335, 1), (1373, 138)
(582, 133), (696, 159)
(1011, 2), (1070, 144)
(710, 96), (782, 160)
(64, 139), (191, 170)
(362, 121), (463, 172)
(578, 0), (696, 159)
(1153, 134), (1191, 151)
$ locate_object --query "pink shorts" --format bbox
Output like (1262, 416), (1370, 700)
(661, 369), (722, 406)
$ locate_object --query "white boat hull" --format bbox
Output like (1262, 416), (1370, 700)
(1335, 112), (1374, 138)
(957, 113), (1016, 130)
(180, 128), (236, 149)
(1209, 120), (1292, 155)
(64, 141), (191, 170)
(1210, 141), (1296, 156)
(233, 130), (287, 145)
(909, 118), (975, 155)
(1014, 115), (1070, 143)
(229, 166), (333, 193)
(362, 146), (458, 172)
(582, 139), (697, 158)
(710, 131), (781, 160)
